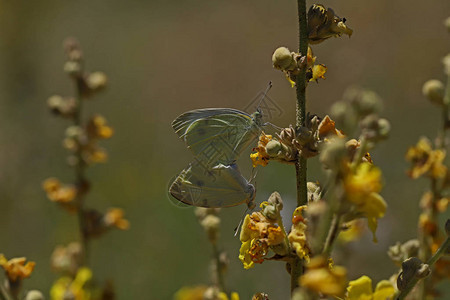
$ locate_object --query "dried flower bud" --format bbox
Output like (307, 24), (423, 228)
(25, 290), (45, 300)
(307, 182), (321, 202)
(86, 72), (108, 93)
(308, 4), (353, 44)
(272, 47), (296, 71)
(388, 239), (420, 265)
(267, 191), (283, 211)
(422, 79), (445, 105)
(397, 257), (430, 291)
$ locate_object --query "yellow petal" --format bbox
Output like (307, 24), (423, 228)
(347, 275), (373, 300)
(310, 64), (327, 82)
(239, 239), (254, 269)
(373, 280), (395, 300)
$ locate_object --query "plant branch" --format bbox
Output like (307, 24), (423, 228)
(74, 78), (89, 266)
(291, 0), (308, 293)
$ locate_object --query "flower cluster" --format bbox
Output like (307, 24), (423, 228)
(406, 137), (447, 179)
(299, 256), (348, 297)
(272, 46), (327, 87)
(0, 254), (35, 282)
(239, 192), (287, 269)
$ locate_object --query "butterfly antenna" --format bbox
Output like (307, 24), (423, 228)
(265, 121), (284, 131)
(234, 207), (250, 236)
(256, 81), (273, 112)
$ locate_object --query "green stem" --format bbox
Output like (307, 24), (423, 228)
(291, 0), (308, 293)
(396, 237), (450, 300)
(212, 243), (225, 292)
(74, 78), (89, 266)
(0, 282), (12, 300)
(322, 214), (342, 257)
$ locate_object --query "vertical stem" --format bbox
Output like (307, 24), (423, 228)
(212, 243), (225, 292)
(291, 0), (308, 293)
(74, 78), (89, 266)
(295, 0), (309, 208)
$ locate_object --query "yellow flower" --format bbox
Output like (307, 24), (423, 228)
(343, 162), (386, 242)
(405, 137), (447, 179)
(338, 220), (366, 243)
(300, 256), (348, 297)
(219, 292), (240, 300)
(239, 211), (285, 269)
(250, 133), (272, 167)
(42, 178), (77, 203)
(288, 206), (310, 261)
(310, 64), (327, 82)
(0, 254), (35, 282)
(174, 286), (208, 300)
(50, 267), (92, 300)
(344, 163), (382, 199)
(103, 208), (130, 230)
(83, 146), (108, 164)
(346, 275), (395, 300)
(318, 115), (345, 139)
(87, 115), (114, 139)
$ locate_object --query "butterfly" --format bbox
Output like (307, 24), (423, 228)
(172, 108), (264, 168)
(169, 162), (256, 208)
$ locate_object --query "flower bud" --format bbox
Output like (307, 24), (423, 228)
(267, 191), (283, 211)
(86, 72), (108, 92)
(422, 79), (445, 105)
(344, 87), (383, 117)
(265, 140), (282, 157)
(25, 290), (45, 300)
(47, 95), (64, 110)
(200, 215), (220, 243)
(272, 47), (296, 71)
(397, 257), (429, 291)
(64, 61), (82, 77)
(319, 138), (346, 169)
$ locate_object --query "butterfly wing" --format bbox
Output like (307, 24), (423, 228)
(169, 162), (255, 208)
(172, 108), (261, 166)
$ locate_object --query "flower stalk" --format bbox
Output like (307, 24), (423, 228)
(291, 0), (308, 293)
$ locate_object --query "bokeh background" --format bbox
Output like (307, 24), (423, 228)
(1, 0), (449, 299)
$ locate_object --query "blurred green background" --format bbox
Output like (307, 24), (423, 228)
(1, 0), (449, 299)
